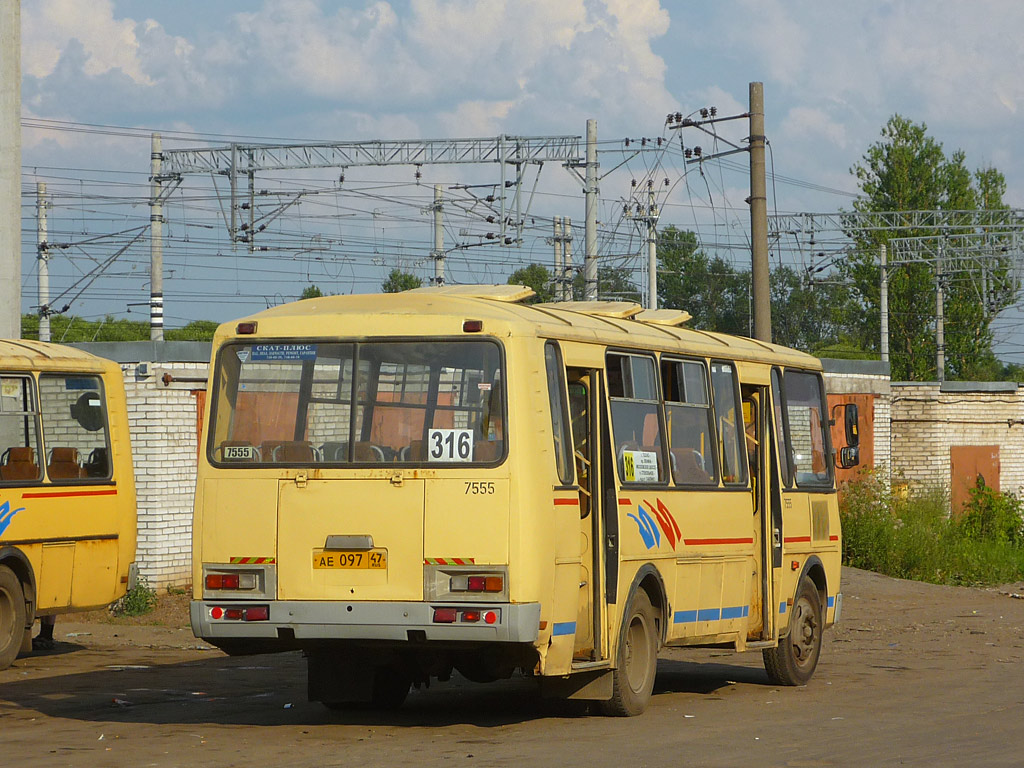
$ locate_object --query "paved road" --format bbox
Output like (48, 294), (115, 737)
(2, 567), (1023, 767)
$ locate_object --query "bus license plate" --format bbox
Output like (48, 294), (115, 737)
(312, 549), (387, 570)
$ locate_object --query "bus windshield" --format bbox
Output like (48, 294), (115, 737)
(209, 339), (505, 466)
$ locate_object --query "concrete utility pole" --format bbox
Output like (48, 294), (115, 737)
(432, 184), (445, 286)
(584, 119), (599, 301)
(0, 0), (21, 338)
(36, 182), (50, 342)
(936, 239), (945, 382)
(150, 133), (164, 341)
(879, 243), (889, 365)
(552, 216), (563, 299)
(562, 217), (573, 301)
(748, 82), (771, 342)
(647, 188), (658, 310)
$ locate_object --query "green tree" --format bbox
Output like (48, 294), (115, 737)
(569, 266), (642, 303)
(300, 285), (324, 299)
(844, 115), (1012, 380)
(508, 264), (555, 303)
(22, 313), (220, 342)
(381, 269), (422, 293)
(770, 266), (858, 353)
(166, 320), (219, 341)
(657, 226), (749, 335)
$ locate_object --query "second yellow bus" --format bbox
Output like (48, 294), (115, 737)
(190, 285), (858, 714)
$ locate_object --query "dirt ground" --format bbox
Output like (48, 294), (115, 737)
(2, 567), (1024, 768)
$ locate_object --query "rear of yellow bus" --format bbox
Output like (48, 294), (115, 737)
(191, 300), (539, 707)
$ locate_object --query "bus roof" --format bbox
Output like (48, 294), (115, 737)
(0, 339), (116, 373)
(220, 286), (821, 369)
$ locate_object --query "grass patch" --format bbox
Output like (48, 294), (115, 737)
(111, 576), (159, 617)
(840, 470), (1024, 586)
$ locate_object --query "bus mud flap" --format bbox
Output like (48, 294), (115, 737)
(540, 669), (613, 701)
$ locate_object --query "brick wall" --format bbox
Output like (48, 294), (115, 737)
(890, 382), (1024, 496)
(122, 361), (208, 587)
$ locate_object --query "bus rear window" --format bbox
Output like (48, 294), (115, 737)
(209, 340), (505, 466)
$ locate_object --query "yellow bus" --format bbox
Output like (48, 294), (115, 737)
(191, 285), (859, 714)
(0, 340), (138, 669)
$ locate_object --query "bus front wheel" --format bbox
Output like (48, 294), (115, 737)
(763, 576), (822, 686)
(0, 565), (27, 670)
(600, 589), (658, 716)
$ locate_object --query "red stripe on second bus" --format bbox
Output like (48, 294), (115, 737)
(22, 488), (118, 499)
(553, 498), (580, 506)
(683, 537), (754, 546)
(618, 498), (632, 506)
(784, 536), (812, 544)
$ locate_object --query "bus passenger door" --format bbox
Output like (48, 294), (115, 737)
(566, 369), (605, 663)
(742, 387), (774, 642)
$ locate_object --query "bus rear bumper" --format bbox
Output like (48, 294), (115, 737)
(190, 599), (542, 644)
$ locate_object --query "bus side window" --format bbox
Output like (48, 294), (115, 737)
(39, 374), (110, 483)
(661, 358), (717, 486)
(544, 342), (573, 485)
(607, 353), (666, 484)
(0, 375), (42, 484)
(710, 361), (747, 486)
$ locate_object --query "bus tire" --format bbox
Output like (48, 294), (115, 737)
(600, 589), (658, 716)
(763, 576), (822, 686)
(0, 565), (27, 670)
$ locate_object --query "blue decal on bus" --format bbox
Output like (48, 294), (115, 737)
(627, 504), (661, 550)
(673, 606), (749, 623)
(0, 500), (24, 537)
(552, 622), (576, 636)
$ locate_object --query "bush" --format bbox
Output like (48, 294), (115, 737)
(839, 470), (1024, 586)
(112, 576), (158, 617)
(957, 483), (1024, 545)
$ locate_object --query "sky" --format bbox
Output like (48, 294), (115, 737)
(15, 0), (1024, 354)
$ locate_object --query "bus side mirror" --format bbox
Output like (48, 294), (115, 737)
(832, 402), (861, 469)
(839, 445), (860, 469)
(844, 403), (859, 448)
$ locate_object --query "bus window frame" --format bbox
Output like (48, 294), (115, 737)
(781, 368), (835, 490)
(0, 373), (43, 487)
(771, 365), (795, 489)
(38, 372), (114, 485)
(709, 359), (748, 488)
(206, 336), (509, 469)
(605, 349), (669, 488)
(660, 355), (720, 489)
(544, 340), (575, 488)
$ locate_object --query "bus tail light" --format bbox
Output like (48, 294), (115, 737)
(431, 607), (499, 625)
(433, 607), (457, 623)
(209, 605), (269, 621)
(451, 573), (504, 593)
(243, 605), (269, 621)
(205, 571), (258, 591)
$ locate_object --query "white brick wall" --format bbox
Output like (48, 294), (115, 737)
(890, 383), (1024, 496)
(122, 362), (207, 588)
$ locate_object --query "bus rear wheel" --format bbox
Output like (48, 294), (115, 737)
(600, 589), (658, 716)
(763, 576), (822, 686)
(0, 565), (26, 670)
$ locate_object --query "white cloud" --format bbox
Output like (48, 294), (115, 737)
(781, 106), (848, 150)
(22, 0), (155, 85)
